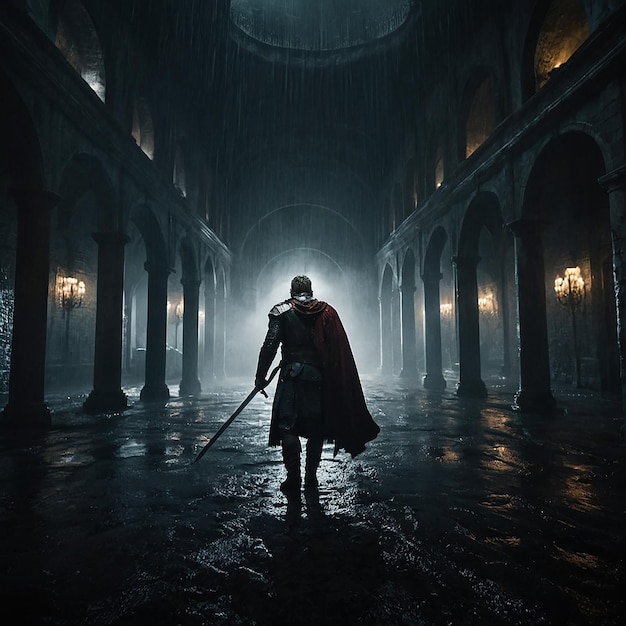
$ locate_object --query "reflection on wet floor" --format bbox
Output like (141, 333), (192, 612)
(0, 376), (625, 625)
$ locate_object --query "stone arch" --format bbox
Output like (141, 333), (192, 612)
(129, 204), (170, 402)
(379, 263), (395, 375)
(0, 73), (45, 293)
(238, 204), (368, 315)
(56, 152), (117, 231)
(457, 192), (505, 396)
(130, 205), (168, 269)
(400, 247), (419, 380)
(523, 131), (617, 392)
(51, 0), (106, 101)
(458, 66), (499, 160)
(49, 153), (116, 387)
(422, 226), (448, 390)
(521, 0), (590, 100)
(0, 75), (45, 190)
(239, 203), (365, 260)
(256, 248), (346, 287)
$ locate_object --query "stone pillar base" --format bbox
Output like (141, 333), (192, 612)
(1, 402), (51, 429)
(512, 388), (557, 413)
(140, 383), (170, 403)
(456, 380), (487, 398)
(83, 390), (128, 415)
(423, 374), (446, 391)
(179, 378), (202, 397)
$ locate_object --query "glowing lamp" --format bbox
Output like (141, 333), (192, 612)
(58, 276), (85, 311)
(554, 266), (585, 306)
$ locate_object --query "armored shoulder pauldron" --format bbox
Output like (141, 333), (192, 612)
(269, 302), (292, 317)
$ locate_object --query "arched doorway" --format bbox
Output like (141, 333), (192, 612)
(129, 205), (170, 402)
(525, 132), (617, 393)
(457, 192), (506, 397)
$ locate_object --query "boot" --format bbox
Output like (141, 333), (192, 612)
(304, 437), (323, 491)
(280, 433), (301, 493)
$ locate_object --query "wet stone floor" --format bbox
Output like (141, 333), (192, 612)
(0, 376), (625, 625)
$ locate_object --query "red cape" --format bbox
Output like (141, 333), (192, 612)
(291, 299), (380, 457)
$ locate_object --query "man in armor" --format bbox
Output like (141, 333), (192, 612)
(255, 275), (380, 493)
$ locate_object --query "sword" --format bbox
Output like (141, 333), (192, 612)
(193, 364), (281, 463)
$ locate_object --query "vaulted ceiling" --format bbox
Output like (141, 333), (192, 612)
(118, 1), (421, 246)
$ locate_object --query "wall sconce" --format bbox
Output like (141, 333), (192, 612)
(56, 275), (85, 364)
(57, 275), (85, 312)
(554, 266), (585, 306)
(440, 302), (453, 318)
(477, 289), (497, 316)
(554, 266), (585, 388)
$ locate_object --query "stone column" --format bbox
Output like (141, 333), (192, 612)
(422, 272), (446, 390)
(400, 283), (418, 379)
(500, 264), (512, 380)
(508, 218), (556, 411)
(214, 288), (226, 379)
(379, 295), (392, 375)
(179, 278), (202, 396)
(391, 284), (402, 374)
(454, 255), (487, 397)
(599, 166), (626, 423)
(2, 189), (59, 429)
(203, 287), (215, 380)
(140, 261), (170, 402)
(83, 232), (129, 414)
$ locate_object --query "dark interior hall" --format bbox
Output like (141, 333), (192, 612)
(1, 1), (625, 624)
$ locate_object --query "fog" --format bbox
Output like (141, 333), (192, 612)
(225, 255), (379, 384)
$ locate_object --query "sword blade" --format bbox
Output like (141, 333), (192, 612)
(193, 387), (259, 463)
(192, 364), (281, 464)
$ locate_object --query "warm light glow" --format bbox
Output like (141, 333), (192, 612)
(554, 266), (585, 306)
(534, 0), (589, 90)
(175, 300), (184, 319)
(440, 302), (453, 318)
(477, 289), (496, 316)
(57, 275), (85, 310)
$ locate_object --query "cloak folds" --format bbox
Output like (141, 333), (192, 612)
(291, 298), (380, 457)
